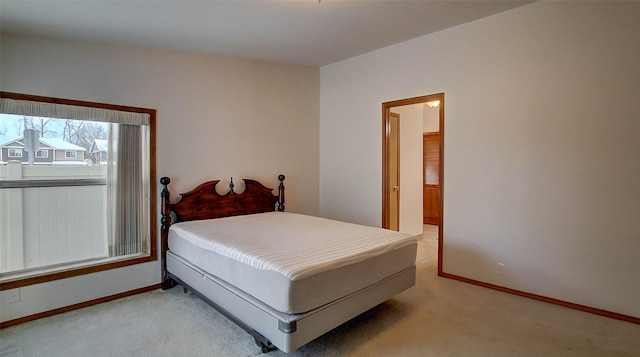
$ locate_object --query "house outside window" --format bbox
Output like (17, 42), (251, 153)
(64, 150), (77, 159)
(8, 148), (22, 158)
(36, 150), (48, 158)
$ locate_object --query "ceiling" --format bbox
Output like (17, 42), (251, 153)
(0, 1), (532, 67)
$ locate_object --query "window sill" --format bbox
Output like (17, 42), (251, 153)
(0, 253), (156, 290)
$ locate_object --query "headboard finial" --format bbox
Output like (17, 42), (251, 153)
(228, 177), (236, 194)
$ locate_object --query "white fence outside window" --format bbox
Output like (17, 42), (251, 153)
(0, 161), (108, 274)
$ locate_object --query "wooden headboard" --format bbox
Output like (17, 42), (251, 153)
(159, 175), (285, 288)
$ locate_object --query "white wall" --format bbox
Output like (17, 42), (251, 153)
(0, 34), (319, 322)
(320, 1), (640, 318)
(423, 104), (439, 133)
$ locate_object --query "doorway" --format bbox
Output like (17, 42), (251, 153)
(382, 93), (444, 274)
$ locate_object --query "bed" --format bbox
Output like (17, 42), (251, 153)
(160, 175), (417, 353)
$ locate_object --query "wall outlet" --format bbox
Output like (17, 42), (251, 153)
(7, 288), (21, 303)
(497, 262), (506, 276)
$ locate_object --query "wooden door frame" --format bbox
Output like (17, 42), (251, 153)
(382, 93), (444, 274)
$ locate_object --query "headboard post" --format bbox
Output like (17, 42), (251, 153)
(160, 177), (172, 228)
(277, 174), (285, 212)
(160, 177), (176, 289)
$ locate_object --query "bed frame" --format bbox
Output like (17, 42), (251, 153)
(159, 175), (416, 353)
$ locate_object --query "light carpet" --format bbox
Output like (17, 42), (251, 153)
(1, 262), (639, 356)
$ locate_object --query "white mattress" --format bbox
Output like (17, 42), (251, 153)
(168, 212), (417, 314)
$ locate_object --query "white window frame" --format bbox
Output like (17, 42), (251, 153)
(64, 150), (77, 159)
(35, 150), (49, 158)
(8, 148), (22, 158)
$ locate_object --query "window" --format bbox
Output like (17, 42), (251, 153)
(0, 92), (156, 290)
(8, 149), (22, 158)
